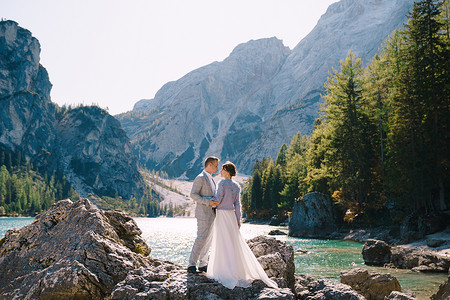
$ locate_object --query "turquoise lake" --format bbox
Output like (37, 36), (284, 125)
(1, 217), (446, 299)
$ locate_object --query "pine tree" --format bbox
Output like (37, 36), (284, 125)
(387, 0), (450, 211)
(261, 161), (275, 210)
(250, 172), (263, 213)
(275, 144), (288, 167)
(0, 165), (8, 202)
(320, 50), (379, 209)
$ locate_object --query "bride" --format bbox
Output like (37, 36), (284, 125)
(206, 161), (278, 289)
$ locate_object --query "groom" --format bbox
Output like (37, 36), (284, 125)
(187, 156), (219, 274)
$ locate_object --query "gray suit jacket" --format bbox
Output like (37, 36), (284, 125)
(190, 171), (216, 220)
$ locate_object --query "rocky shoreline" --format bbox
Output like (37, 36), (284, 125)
(1, 199), (449, 299)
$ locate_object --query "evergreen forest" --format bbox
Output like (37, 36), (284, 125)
(0, 149), (78, 216)
(242, 0), (450, 225)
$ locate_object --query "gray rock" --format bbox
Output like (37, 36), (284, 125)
(387, 247), (450, 273)
(427, 239), (446, 248)
(269, 216), (283, 226)
(0, 199), (160, 299)
(268, 229), (287, 236)
(112, 268), (294, 300)
(340, 268), (401, 300)
(295, 274), (365, 300)
(362, 239), (391, 266)
(111, 235), (295, 299)
(333, 226), (400, 245)
(386, 291), (416, 300)
(247, 235), (295, 290)
(289, 192), (337, 238)
(118, 0), (415, 178)
(431, 275), (450, 300)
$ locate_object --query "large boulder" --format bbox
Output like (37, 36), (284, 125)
(388, 247), (450, 273)
(431, 275), (450, 300)
(362, 239), (392, 266)
(247, 235), (295, 290)
(340, 268), (401, 300)
(294, 274), (365, 300)
(289, 192), (337, 238)
(0, 199), (161, 299)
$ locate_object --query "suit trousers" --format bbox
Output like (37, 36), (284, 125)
(188, 214), (215, 268)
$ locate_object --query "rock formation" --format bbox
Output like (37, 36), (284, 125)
(362, 239), (391, 266)
(0, 199), (156, 299)
(247, 235), (295, 290)
(289, 192), (337, 238)
(294, 274), (365, 300)
(340, 268), (402, 300)
(111, 234), (296, 299)
(0, 20), (143, 198)
(0, 198), (297, 299)
(0, 20), (56, 170)
(362, 239), (450, 273)
(385, 291), (416, 300)
(3, 198), (415, 299)
(268, 229), (287, 236)
(118, 0), (415, 178)
(388, 247), (450, 273)
(431, 274), (450, 300)
(111, 266), (294, 300)
(56, 106), (143, 198)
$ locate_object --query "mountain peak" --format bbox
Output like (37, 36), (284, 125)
(120, 0), (415, 178)
(229, 37), (290, 57)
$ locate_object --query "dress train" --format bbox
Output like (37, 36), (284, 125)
(206, 209), (278, 289)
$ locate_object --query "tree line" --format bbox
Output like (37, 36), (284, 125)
(0, 147), (186, 217)
(0, 150), (78, 216)
(242, 0), (449, 224)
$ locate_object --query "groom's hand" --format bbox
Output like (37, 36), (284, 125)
(209, 198), (218, 207)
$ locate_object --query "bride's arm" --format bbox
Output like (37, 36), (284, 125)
(234, 186), (242, 228)
(215, 180), (225, 205)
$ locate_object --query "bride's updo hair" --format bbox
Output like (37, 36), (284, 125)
(222, 161), (237, 177)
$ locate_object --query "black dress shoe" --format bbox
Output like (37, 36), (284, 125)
(198, 265), (207, 272)
(187, 266), (200, 274)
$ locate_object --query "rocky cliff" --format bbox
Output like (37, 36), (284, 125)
(0, 20), (143, 198)
(118, 0), (415, 178)
(56, 106), (144, 198)
(0, 20), (56, 170)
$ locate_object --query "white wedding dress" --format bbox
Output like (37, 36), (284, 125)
(206, 209), (278, 289)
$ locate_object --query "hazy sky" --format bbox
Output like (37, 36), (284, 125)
(1, 0), (337, 115)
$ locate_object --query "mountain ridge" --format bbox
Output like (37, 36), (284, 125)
(118, 0), (415, 179)
(0, 20), (144, 199)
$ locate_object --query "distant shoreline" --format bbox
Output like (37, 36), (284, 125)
(0, 216), (35, 219)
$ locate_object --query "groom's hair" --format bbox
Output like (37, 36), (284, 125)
(205, 156), (219, 168)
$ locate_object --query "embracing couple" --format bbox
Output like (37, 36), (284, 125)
(187, 156), (278, 290)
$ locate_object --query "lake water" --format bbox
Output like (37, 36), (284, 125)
(1, 217), (446, 299)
